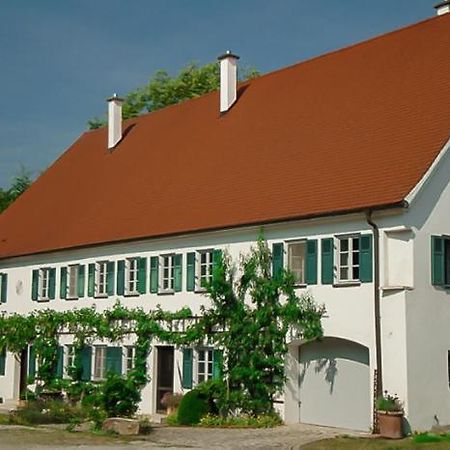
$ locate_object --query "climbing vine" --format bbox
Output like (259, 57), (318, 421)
(0, 235), (325, 416)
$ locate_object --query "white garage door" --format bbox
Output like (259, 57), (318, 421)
(299, 337), (371, 431)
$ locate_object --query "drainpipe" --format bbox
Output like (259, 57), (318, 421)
(366, 211), (383, 397)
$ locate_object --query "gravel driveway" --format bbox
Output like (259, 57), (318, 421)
(0, 423), (365, 449)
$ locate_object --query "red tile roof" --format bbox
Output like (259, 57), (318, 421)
(1, 15), (450, 259)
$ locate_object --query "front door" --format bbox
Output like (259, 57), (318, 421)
(156, 346), (174, 413)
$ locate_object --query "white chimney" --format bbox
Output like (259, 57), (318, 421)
(218, 51), (240, 114)
(107, 93), (124, 149)
(435, 1), (450, 15)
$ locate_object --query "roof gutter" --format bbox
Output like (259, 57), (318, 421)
(366, 210), (382, 430)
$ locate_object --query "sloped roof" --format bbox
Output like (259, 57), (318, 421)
(2, 14), (450, 259)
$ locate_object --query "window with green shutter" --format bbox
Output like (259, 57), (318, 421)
(186, 252), (196, 292)
(31, 269), (39, 301)
(0, 349), (6, 376)
(321, 238), (334, 285)
(55, 346), (64, 378)
(60, 267), (67, 299)
(306, 240), (318, 285)
(106, 347), (123, 375)
(117, 260), (125, 295)
(174, 254), (182, 292)
(431, 236), (450, 286)
(138, 257), (147, 294)
(213, 350), (223, 380)
(359, 234), (373, 283)
(48, 268), (56, 300)
(77, 265), (85, 298)
(272, 243), (284, 279)
(79, 346), (92, 381)
(150, 256), (159, 293)
(28, 346), (36, 378)
(88, 263), (95, 297)
(106, 261), (115, 295)
(0, 273), (7, 303)
(182, 348), (193, 389)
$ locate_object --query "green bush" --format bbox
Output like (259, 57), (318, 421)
(100, 373), (140, 418)
(9, 400), (84, 425)
(176, 389), (211, 425)
(165, 412), (179, 426)
(199, 413), (282, 428)
(413, 432), (450, 443)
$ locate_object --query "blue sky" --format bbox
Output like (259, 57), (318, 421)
(0, 0), (433, 187)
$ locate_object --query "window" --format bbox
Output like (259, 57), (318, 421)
(0, 273), (7, 304)
(0, 348), (5, 376)
(197, 348), (214, 383)
(125, 346), (135, 374)
(65, 345), (75, 377)
(39, 268), (51, 300)
(94, 346), (107, 380)
(96, 261), (108, 297)
(287, 241), (306, 284)
(161, 255), (175, 292)
(198, 250), (213, 288)
(126, 258), (139, 295)
(337, 236), (360, 282)
(67, 265), (79, 299)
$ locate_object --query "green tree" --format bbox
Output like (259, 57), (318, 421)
(0, 168), (33, 213)
(203, 235), (325, 415)
(88, 62), (259, 129)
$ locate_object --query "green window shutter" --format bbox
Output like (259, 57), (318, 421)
(150, 257), (159, 293)
(432, 236), (445, 286)
(60, 267), (67, 299)
(0, 349), (6, 376)
(272, 243), (284, 279)
(28, 346), (36, 377)
(305, 240), (318, 285)
(321, 238), (334, 285)
(49, 268), (56, 300)
(77, 265), (85, 298)
(186, 253), (196, 292)
(88, 264), (95, 297)
(80, 346), (92, 381)
(31, 270), (39, 301)
(213, 350), (223, 380)
(212, 249), (223, 282)
(359, 234), (373, 283)
(0, 273), (7, 303)
(106, 262), (115, 296)
(106, 347), (123, 375)
(174, 254), (183, 292)
(182, 348), (193, 389)
(117, 260), (125, 295)
(55, 346), (64, 378)
(138, 257), (147, 294)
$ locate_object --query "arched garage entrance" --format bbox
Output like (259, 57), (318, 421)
(298, 337), (371, 431)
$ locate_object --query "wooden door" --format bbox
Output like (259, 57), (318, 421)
(156, 346), (174, 412)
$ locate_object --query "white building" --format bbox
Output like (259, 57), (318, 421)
(1, 6), (450, 432)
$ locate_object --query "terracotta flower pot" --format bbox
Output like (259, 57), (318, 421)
(377, 411), (404, 439)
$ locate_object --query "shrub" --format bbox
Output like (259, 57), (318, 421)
(376, 391), (403, 412)
(100, 374), (140, 418)
(165, 412), (179, 426)
(176, 389), (211, 425)
(199, 413), (282, 428)
(413, 432), (450, 444)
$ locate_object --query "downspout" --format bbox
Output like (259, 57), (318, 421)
(366, 211), (383, 398)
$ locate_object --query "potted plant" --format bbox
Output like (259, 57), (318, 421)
(161, 392), (183, 415)
(376, 391), (404, 439)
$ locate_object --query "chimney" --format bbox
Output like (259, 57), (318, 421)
(217, 51), (240, 114)
(435, 1), (450, 15)
(107, 93), (124, 149)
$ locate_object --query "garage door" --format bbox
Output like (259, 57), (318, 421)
(299, 337), (371, 431)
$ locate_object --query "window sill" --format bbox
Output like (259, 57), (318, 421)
(381, 286), (413, 292)
(37, 298), (50, 302)
(158, 291), (175, 296)
(333, 281), (361, 288)
(94, 294), (108, 299)
(195, 288), (207, 294)
(293, 283), (308, 289)
(66, 296), (79, 301)
(124, 292), (140, 297)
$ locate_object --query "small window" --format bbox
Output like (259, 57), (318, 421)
(39, 268), (51, 300)
(197, 348), (214, 383)
(67, 265), (79, 299)
(126, 258), (139, 295)
(161, 255), (175, 292)
(198, 250), (213, 289)
(287, 241), (306, 284)
(93, 346), (107, 380)
(125, 346), (135, 374)
(337, 236), (360, 282)
(96, 261), (108, 297)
